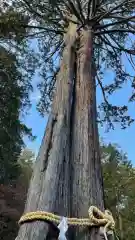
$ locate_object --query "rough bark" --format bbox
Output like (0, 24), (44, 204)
(16, 24), (105, 240)
(69, 28), (104, 239)
(16, 21), (77, 240)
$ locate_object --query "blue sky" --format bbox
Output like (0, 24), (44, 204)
(24, 41), (135, 164)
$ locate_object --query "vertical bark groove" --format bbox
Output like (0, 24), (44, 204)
(42, 114), (57, 172)
(70, 28), (104, 239)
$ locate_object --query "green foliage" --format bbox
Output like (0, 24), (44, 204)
(0, 8), (29, 43)
(8, 0), (135, 130)
(0, 5), (37, 183)
(102, 143), (135, 240)
(0, 148), (34, 240)
(0, 46), (34, 183)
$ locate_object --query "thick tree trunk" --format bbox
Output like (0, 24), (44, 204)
(69, 29), (104, 239)
(16, 25), (105, 240)
(16, 22), (77, 240)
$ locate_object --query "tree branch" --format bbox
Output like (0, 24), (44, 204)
(96, 73), (113, 129)
(99, 35), (118, 52)
(126, 53), (135, 72)
(75, 0), (85, 22)
(22, 0), (67, 27)
(67, 0), (84, 23)
(100, 35), (119, 63)
(97, 0), (129, 23)
(22, 24), (65, 35)
(105, 14), (135, 22)
(45, 41), (63, 63)
(97, 15), (135, 30)
(92, 0), (99, 16)
(101, 34), (135, 56)
(22, 0), (45, 20)
(55, 5), (73, 24)
(96, 74), (109, 106)
(111, 33), (135, 54)
(24, 31), (47, 39)
(87, 0), (92, 20)
(96, 28), (135, 35)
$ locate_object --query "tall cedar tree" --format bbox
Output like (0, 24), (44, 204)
(11, 0), (135, 239)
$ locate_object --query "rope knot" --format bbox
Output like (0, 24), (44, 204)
(88, 206), (115, 230)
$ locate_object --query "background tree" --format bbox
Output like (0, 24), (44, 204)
(0, 148), (34, 240)
(0, 47), (35, 184)
(102, 143), (135, 240)
(0, 4), (38, 183)
(3, 0), (135, 240)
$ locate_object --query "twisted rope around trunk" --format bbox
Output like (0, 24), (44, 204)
(19, 206), (115, 239)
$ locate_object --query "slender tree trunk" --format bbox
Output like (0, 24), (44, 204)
(69, 29), (104, 239)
